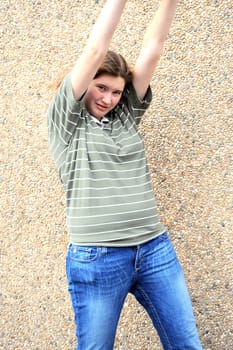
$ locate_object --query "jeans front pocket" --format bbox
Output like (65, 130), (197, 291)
(66, 245), (101, 285)
(68, 244), (99, 263)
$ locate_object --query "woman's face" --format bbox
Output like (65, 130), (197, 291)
(85, 74), (125, 120)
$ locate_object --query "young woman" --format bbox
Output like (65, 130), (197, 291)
(47, 1), (203, 349)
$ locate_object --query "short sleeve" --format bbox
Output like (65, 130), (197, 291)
(47, 73), (85, 146)
(121, 83), (152, 125)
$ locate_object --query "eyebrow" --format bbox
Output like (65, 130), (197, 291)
(96, 83), (123, 93)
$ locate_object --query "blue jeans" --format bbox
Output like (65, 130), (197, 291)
(66, 232), (202, 350)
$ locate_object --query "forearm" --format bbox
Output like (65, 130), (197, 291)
(142, 0), (179, 51)
(86, 0), (127, 55)
(133, 0), (179, 100)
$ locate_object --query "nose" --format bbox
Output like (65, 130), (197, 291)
(102, 92), (112, 105)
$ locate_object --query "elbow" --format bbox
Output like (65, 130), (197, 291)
(143, 44), (163, 65)
(152, 40), (164, 60)
(85, 43), (107, 64)
(142, 38), (164, 61)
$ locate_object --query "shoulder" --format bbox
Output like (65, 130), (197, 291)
(49, 73), (87, 114)
(122, 82), (153, 108)
(114, 83), (153, 125)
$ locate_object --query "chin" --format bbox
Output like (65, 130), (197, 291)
(95, 108), (109, 118)
(94, 111), (105, 119)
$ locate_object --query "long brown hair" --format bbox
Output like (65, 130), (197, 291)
(94, 50), (132, 84)
(49, 50), (132, 91)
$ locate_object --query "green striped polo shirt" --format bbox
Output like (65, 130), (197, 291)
(47, 74), (165, 246)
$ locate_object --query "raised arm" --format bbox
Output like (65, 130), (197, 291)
(133, 0), (179, 100)
(70, 0), (127, 100)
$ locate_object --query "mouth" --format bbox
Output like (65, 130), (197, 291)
(96, 103), (109, 111)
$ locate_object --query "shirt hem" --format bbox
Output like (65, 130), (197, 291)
(68, 229), (167, 248)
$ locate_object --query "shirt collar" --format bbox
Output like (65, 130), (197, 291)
(91, 115), (109, 126)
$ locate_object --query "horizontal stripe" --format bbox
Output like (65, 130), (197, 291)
(67, 197), (155, 209)
(67, 204), (157, 218)
(66, 188), (154, 201)
(65, 180), (152, 192)
(64, 155), (147, 167)
(66, 171), (151, 184)
(69, 220), (161, 237)
(68, 214), (159, 229)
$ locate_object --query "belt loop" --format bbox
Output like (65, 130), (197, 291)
(100, 247), (107, 255)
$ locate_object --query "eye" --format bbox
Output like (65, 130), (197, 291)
(113, 90), (122, 96)
(97, 85), (106, 92)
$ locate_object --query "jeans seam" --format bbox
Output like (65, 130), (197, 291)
(136, 285), (173, 350)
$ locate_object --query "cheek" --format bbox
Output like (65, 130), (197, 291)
(85, 90), (99, 111)
(86, 90), (96, 102)
(112, 96), (121, 106)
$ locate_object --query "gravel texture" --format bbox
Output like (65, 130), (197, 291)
(1, 0), (233, 349)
